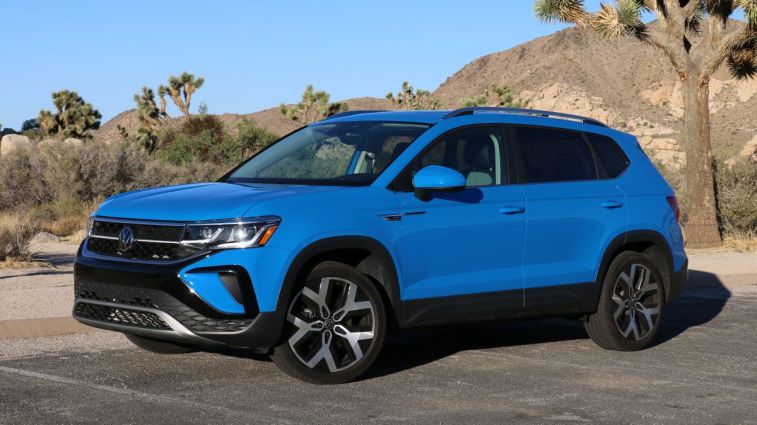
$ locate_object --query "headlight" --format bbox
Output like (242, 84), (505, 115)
(180, 216), (280, 250)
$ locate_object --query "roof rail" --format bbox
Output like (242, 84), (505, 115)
(442, 107), (607, 127)
(321, 110), (388, 121)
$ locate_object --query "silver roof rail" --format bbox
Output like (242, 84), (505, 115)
(442, 107), (607, 127)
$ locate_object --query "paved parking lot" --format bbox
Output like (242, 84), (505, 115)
(1, 248), (756, 424)
(1, 282), (755, 423)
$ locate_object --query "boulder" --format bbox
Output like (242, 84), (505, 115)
(31, 231), (61, 244)
(37, 138), (58, 149)
(0, 134), (33, 156)
(63, 138), (83, 148)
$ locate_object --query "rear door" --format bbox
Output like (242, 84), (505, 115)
(509, 126), (628, 314)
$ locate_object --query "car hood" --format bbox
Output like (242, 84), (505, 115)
(95, 182), (340, 221)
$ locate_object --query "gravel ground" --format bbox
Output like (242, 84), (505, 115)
(0, 242), (756, 424)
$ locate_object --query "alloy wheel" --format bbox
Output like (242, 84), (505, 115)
(611, 263), (661, 341)
(286, 277), (376, 372)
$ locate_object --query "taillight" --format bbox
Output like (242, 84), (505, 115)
(666, 196), (681, 222)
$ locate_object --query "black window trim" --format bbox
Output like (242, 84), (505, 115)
(388, 124), (512, 193)
(506, 124), (630, 186)
(582, 131), (631, 180)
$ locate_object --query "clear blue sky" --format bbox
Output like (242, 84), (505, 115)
(0, 0), (737, 129)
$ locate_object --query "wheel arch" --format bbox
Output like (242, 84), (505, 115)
(275, 236), (401, 321)
(596, 230), (675, 305)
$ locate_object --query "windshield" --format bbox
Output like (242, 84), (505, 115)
(225, 121), (430, 186)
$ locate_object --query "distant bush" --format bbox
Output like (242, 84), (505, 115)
(157, 116), (276, 166)
(0, 142), (226, 222)
(716, 160), (757, 238)
(0, 214), (40, 261)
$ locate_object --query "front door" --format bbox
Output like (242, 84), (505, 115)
(394, 126), (527, 305)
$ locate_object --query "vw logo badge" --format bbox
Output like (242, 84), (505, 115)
(118, 227), (135, 251)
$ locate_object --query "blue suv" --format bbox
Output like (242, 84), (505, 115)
(74, 107), (688, 384)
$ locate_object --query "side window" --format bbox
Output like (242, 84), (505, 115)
(513, 127), (597, 183)
(585, 133), (629, 178)
(409, 126), (504, 188)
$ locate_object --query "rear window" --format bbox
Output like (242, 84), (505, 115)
(586, 133), (628, 178)
(513, 127), (597, 183)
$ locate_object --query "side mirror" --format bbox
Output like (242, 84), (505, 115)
(412, 165), (466, 201)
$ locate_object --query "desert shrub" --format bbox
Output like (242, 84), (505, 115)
(716, 160), (757, 238)
(0, 214), (40, 261)
(29, 197), (93, 237)
(0, 142), (227, 236)
(157, 116), (276, 166)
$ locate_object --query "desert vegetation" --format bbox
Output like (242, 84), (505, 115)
(533, 0), (757, 247)
(280, 85), (349, 124)
(386, 81), (441, 110)
(0, 72), (279, 263)
(460, 84), (531, 108)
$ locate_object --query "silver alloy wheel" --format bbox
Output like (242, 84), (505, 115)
(611, 263), (661, 341)
(286, 277), (376, 372)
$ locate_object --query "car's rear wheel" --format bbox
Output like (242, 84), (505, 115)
(271, 261), (386, 384)
(585, 251), (665, 351)
(124, 333), (197, 354)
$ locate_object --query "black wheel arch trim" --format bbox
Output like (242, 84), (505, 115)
(596, 230), (682, 305)
(275, 235), (402, 319)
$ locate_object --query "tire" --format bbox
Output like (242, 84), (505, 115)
(585, 251), (665, 351)
(271, 261), (387, 384)
(124, 333), (197, 354)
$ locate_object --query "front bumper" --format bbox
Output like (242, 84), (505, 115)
(73, 243), (286, 350)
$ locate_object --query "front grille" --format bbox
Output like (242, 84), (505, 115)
(91, 220), (184, 241)
(87, 237), (198, 262)
(74, 302), (170, 330)
(75, 281), (253, 333)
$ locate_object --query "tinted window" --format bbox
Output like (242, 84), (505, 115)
(410, 126), (504, 188)
(514, 127), (597, 183)
(586, 133), (628, 178)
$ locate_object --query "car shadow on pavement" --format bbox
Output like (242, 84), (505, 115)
(364, 270), (730, 380)
(653, 269), (730, 346)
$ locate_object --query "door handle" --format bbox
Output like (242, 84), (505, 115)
(601, 200), (624, 209)
(499, 206), (525, 215)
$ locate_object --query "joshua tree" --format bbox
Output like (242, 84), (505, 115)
(164, 72), (205, 117)
(38, 90), (101, 140)
(460, 84), (531, 108)
(134, 87), (163, 152)
(157, 85), (169, 116)
(533, 0), (757, 248)
(386, 81), (441, 110)
(280, 85), (349, 124)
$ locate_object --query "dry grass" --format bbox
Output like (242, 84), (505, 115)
(0, 214), (41, 262)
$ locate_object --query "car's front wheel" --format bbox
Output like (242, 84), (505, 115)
(271, 261), (387, 384)
(585, 251), (665, 351)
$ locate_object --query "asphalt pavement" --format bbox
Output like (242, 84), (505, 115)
(1, 246), (756, 424)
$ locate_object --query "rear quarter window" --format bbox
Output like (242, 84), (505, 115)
(585, 133), (629, 178)
(513, 126), (597, 183)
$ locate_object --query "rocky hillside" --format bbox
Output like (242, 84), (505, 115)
(95, 23), (757, 163)
(434, 22), (757, 163)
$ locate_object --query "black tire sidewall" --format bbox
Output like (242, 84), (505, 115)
(594, 251), (666, 351)
(271, 261), (387, 385)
